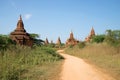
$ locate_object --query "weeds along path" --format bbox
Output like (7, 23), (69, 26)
(57, 50), (115, 80)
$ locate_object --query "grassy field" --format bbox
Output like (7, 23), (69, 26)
(65, 43), (120, 80)
(0, 45), (64, 80)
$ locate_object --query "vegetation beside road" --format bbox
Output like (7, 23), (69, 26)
(65, 29), (120, 80)
(0, 34), (64, 80)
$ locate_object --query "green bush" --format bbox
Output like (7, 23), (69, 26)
(77, 42), (86, 48)
(0, 34), (14, 50)
(92, 35), (105, 43)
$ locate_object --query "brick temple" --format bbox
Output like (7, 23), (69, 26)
(44, 38), (49, 45)
(85, 27), (95, 42)
(66, 31), (79, 46)
(56, 37), (61, 45)
(10, 15), (33, 46)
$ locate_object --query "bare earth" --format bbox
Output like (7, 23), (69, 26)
(57, 50), (115, 80)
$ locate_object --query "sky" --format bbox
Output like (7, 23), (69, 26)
(0, 0), (120, 43)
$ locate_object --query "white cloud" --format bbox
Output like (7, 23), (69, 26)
(24, 14), (32, 20)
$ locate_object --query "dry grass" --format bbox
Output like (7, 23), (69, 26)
(0, 45), (64, 80)
(65, 43), (120, 80)
(22, 60), (63, 80)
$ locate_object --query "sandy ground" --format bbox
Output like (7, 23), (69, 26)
(57, 50), (115, 80)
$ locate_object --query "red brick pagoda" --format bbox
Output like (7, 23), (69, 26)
(85, 27), (95, 42)
(66, 31), (79, 46)
(10, 15), (33, 46)
(44, 38), (49, 45)
(56, 37), (61, 45)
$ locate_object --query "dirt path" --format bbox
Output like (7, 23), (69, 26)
(57, 50), (115, 80)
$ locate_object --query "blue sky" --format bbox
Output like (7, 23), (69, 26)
(0, 0), (120, 43)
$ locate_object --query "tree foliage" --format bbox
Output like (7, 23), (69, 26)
(0, 34), (14, 50)
(29, 33), (44, 46)
(104, 30), (120, 46)
(92, 35), (105, 43)
(29, 33), (40, 39)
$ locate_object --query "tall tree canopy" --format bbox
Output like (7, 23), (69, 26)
(105, 30), (120, 46)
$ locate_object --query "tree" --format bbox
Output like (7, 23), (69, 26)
(29, 33), (44, 46)
(92, 35), (105, 43)
(104, 29), (120, 46)
(0, 34), (14, 50)
(29, 33), (40, 39)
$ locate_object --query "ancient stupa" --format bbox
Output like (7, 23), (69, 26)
(44, 38), (49, 45)
(10, 15), (33, 46)
(56, 37), (61, 45)
(85, 27), (95, 42)
(66, 31), (79, 46)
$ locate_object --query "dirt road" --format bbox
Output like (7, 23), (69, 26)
(57, 50), (115, 80)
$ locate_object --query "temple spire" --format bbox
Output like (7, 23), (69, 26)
(20, 15), (22, 20)
(90, 27), (95, 36)
(15, 15), (25, 31)
(70, 31), (74, 39)
(56, 37), (61, 45)
(85, 27), (96, 42)
(45, 38), (49, 45)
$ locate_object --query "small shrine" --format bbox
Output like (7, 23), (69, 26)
(51, 40), (54, 44)
(85, 27), (95, 42)
(44, 38), (49, 45)
(66, 31), (79, 46)
(10, 15), (33, 46)
(56, 37), (61, 45)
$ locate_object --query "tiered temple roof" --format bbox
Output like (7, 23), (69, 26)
(66, 31), (79, 46)
(10, 15), (33, 46)
(85, 27), (95, 42)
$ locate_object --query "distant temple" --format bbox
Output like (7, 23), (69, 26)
(85, 27), (95, 42)
(10, 15), (33, 46)
(51, 40), (54, 44)
(56, 37), (61, 45)
(66, 31), (79, 46)
(44, 38), (49, 45)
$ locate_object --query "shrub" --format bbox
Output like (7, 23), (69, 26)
(92, 35), (105, 43)
(0, 34), (14, 50)
(77, 42), (86, 48)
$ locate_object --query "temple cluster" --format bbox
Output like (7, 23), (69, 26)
(10, 15), (96, 47)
